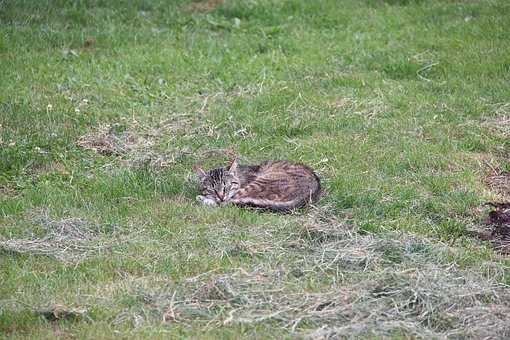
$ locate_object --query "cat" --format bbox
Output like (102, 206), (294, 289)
(195, 158), (322, 211)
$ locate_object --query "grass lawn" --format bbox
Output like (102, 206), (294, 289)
(1, 0), (510, 338)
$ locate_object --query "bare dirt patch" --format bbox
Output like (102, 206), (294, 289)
(477, 165), (510, 253)
(476, 202), (510, 255)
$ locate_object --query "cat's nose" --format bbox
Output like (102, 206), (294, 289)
(217, 192), (225, 201)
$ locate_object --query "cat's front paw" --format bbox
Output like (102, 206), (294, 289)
(196, 195), (219, 207)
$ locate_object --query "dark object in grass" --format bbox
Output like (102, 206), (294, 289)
(36, 305), (88, 322)
(84, 37), (96, 47)
(481, 202), (510, 254)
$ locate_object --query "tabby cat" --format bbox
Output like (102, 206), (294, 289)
(195, 158), (322, 211)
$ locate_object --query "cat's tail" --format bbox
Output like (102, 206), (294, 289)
(231, 187), (324, 212)
(229, 196), (305, 212)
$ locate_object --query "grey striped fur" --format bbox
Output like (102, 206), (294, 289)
(196, 159), (321, 211)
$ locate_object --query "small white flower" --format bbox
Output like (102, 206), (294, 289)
(34, 146), (48, 154)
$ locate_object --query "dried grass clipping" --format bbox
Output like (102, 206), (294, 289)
(0, 210), (100, 263)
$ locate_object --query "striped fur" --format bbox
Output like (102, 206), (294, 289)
(196, 159), (321, 211)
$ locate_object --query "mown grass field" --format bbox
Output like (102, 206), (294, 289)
(1, 0), (510, 338)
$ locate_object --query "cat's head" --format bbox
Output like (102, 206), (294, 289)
(195, 159), (240, 203)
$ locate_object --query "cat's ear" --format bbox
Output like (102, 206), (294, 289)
(227, 157), (239, 173)
(194, 165), (207, 181)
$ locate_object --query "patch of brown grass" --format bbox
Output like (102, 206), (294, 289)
(116, 261), (510, 338)
(183, 0), (224, 13)
(76, 124), (142, 156)
(0, 184), (19, 197)
(0, 210), (137, 263)
(0, 210), (100, 262)
(483, 102), (510, 139)
(107, 206), (510, 337)
(486, 172), (510, 197)
(76, 117), (226, 172)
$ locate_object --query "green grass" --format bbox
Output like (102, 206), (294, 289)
(1, 0), (510, 338)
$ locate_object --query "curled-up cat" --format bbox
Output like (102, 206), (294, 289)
(195, 158), (322, 211)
